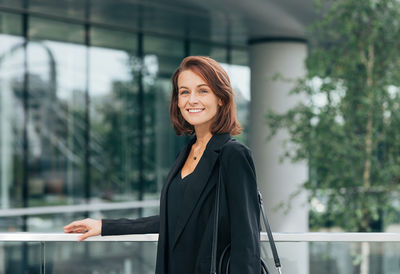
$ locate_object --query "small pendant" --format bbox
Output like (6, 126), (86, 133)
(193, 156), (197, 160)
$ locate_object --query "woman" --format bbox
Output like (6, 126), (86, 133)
(64, 56), (261, 274)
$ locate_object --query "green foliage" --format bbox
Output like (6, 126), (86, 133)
(266, 0), (400, 232)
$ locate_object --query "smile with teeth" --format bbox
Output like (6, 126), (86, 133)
(188, 108), (205, 113)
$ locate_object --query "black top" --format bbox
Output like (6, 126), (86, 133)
(166, 170), (192, 273)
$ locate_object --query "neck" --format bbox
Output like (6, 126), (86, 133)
(194, 126), (213, 147)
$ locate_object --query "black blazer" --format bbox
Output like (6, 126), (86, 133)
(102, 133), (261, 274)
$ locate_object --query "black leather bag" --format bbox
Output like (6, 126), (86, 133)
(210, 161), (282, 274)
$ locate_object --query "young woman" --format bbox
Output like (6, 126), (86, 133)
(64, 56), (261, 274)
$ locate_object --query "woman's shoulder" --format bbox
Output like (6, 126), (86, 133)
(220, 138), (253, 159)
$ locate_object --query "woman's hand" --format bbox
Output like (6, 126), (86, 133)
(64, 218), (102, 241)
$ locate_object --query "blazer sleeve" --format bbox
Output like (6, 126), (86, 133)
(221, 143), (261, 274)
(101, 215), (160, 236)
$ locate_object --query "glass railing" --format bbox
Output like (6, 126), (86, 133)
(1, 232), (400, 273)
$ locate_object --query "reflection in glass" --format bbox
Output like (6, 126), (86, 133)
(142, 36), (186, 195)
(0, 21), (24, 210)
(189, 42), (227, 63)
(221, 62), (250, 143)
(29, 0), (86, 20)
(0, 7), (252, 237)
(26, 40), (86, 207)
(90, 0), (140, 30)
(29, 17), (84, 44)
(1, 242), (42, 273)
(89, 46), (140, 202)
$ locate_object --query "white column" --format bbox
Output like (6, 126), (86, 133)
(249, 40), (309, 274)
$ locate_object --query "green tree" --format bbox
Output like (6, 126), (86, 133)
(267, 0), (400, 271)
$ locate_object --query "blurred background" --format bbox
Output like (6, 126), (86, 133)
(2, 0), (400, 273)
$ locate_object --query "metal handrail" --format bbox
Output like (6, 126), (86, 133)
(2, 232), (400, 242)
(0, 200), (159, 217)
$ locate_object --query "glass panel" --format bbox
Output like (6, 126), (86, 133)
(0, 242), (42, 273)
(29, 0), (85, 20)
(261, 241), (400, 274)
(91, 27), (137, 52)
(2, 240), (400, 273)
(90, 0), (139, 30)
(187, 13), (214, 41)
(29, 17), (84, 44)
(231, 48), (249, 66)
(43, 241), (157, 273)
(142, 5), (186, 37)
(208, 12), (229, 44)
(221, 62), (250, 144)
(0, 12), (22, 36)
(0, 13), (24, 209)
(0, 216), (24, 232)
(26, 24), (86, 207)
(0, 0), (22, 9)
(143, 35), (183, 77)
(89, 45), (139, 202)
(188, 12), (229, 44)
(142, 36), (186, 195)
(189, 42), (227, 63)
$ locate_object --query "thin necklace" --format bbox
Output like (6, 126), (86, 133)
(192, 143), (206, 161)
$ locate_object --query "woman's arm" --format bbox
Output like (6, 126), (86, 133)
(221, 142), (261, 274)
(101, 215), (160, 235)
(64, 215), (160, 241)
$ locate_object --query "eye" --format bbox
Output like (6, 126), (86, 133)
(200, 89), (208, 93)
(179, 90), (189, 95)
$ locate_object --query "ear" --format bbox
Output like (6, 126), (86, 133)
(218, 99), (223, 106)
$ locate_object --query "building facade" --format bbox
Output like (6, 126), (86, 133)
(0, 0), (314, 272)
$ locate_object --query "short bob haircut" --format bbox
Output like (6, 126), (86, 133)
(170, 56), (242, 136)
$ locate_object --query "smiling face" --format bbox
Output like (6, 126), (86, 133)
(177, 69), (222, 131)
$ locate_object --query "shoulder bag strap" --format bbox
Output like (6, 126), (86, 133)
(210, 158), (282, 274)
(210, 160), (222, 274)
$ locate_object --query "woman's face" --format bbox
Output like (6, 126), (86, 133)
(177, 69), (222, 130)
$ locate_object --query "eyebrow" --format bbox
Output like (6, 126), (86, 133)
(179, 84), (209, 89)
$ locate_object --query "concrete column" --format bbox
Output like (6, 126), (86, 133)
(249, 39), (309, 273)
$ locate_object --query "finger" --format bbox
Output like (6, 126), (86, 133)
(64, 224), (87, 233)
(67, 227), (87, 233)
(78, 230), (96, 241)
(64, 221), (82, 230)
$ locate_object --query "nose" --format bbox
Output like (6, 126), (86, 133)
(188, 91), (199, 104)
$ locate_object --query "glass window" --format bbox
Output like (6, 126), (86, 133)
(29, 0), (85, 20)
(142, 5), (186, 37)
(0, 12), (22, 35)
(29, 17), (84, 44)
(0, 0), (22, 9)
(143, 35), (186, 194)
(26, 19), (86, 207)
(231, 48), (249, 66)
(89, 37), (139, 202)
(0, 13), (24, 209)
(189, 42), (227, 63)
(143, 35), (184, 77)
(91, 27), (137, 52)
(221, 62), (250, 144)
(90, 0), (139, 30)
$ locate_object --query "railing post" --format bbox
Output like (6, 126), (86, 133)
(40, 241), (45, 274)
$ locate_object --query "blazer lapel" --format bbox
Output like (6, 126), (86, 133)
(172, 133), (231, 248)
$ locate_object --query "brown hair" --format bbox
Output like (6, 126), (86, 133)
(169, 56), (242, 136)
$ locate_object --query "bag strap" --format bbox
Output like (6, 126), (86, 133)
(210, 158), (282, 274)
(258, 191), (282, 274)
(210, 160), (222, 274)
